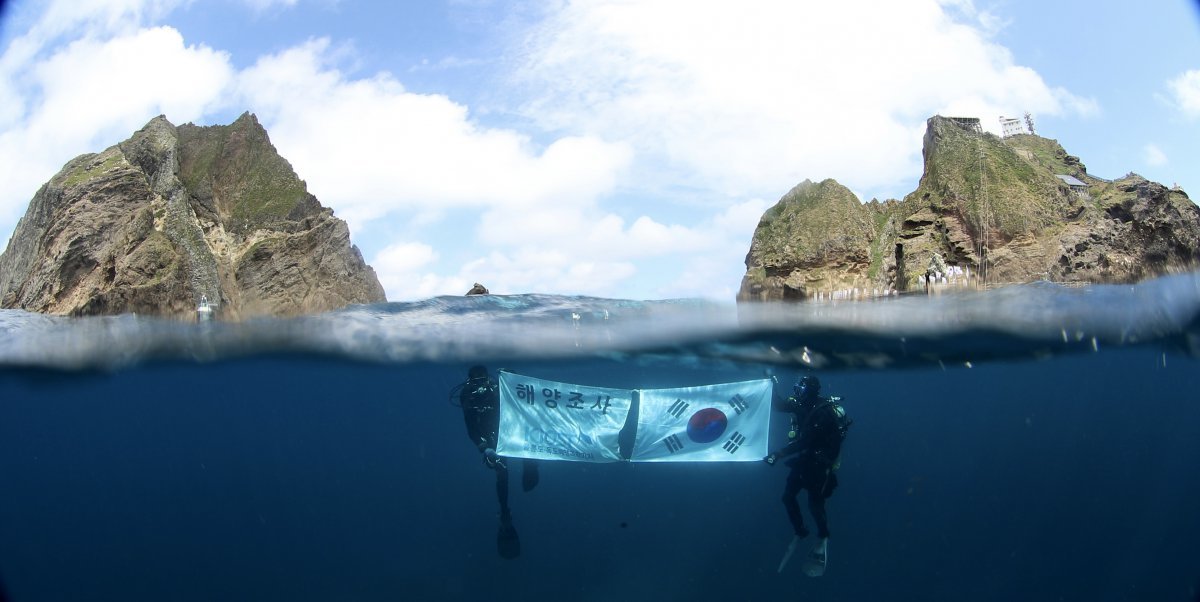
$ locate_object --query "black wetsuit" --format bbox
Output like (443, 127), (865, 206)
(460, 377), (538, 517)
(772, 394), (848, 539)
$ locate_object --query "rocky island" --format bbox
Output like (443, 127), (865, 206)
(0, 113), (385, 319)
(739, 115), (1200, 302)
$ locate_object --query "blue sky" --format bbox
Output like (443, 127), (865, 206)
(1, 1), (1198, 302)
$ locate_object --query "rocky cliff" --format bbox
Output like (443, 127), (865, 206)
(739, 115), (1200, 301)
(0, 113), (386, 319)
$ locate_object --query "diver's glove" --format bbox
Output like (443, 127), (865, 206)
(763, 453), (778, 466)
(483, 448), (501, 468)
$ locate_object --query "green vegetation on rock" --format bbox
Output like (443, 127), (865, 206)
(917, 118), (1066, 240)
(178, 113), (309, 234)
(740, 115), (1200, 302)
(60, 149), (127, 188)
(752, 179), (874, 267)
(0, 112), (386, 319)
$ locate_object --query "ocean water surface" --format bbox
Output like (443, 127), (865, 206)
(2, 274), (1200, 601)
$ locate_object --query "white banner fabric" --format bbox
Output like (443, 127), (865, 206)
(497, 371), (632, 463)
(630, 379), (773, 462)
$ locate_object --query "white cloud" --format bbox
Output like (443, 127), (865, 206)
(1143, 144), (1167, 167)
(374, 241), (437, 273)
(459, 250), (636, 296)
(15, 0), (186, 42)
(444, 197), (770, 300)
(0, 20), (232, 232)
(650, 198), (772, 299)
(712, 198), (772, 235)
(32, 27), (232, 141)
(476, 207), (708, 259)
(371, 241), (469, 300)
(369, 197), (770, 300)
(241, 0), (300, 11)
(508, 0), (1096, 200)
(236, 38), (633, 233)
(1167, 69), (1200, 119)
(1, 0), (1107, 302)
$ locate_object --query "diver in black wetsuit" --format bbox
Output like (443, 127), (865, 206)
(457, 365), (539, 557)
(764, 375), (850, 572)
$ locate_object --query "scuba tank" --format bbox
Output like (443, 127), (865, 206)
(787, 395), (851, 440)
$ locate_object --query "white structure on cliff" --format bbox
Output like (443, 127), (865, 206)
(999, 116), (1025, 138)
(946, 116), (982, 133)
(1055, 174), (1091, 200)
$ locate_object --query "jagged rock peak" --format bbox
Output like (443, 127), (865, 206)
(738, 115), (1200, 302)
(0, 113), (386, 319)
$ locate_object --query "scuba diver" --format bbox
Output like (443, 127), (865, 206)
(453, 365), (539, 558)
(764, 375), (851, 576)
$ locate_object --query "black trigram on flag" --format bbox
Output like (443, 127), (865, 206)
(667, 398), (689, 419)
(722, 431), (747, 454)
(664, 434), (684, 453)
(728, 394), (748, 415)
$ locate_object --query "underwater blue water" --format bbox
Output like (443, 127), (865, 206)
(2, 274), (1200, 601)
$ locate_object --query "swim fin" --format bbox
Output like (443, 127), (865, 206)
(801, 538), (828, 577)
(497, 513), (521, 559)
(777, 535), (800, 573)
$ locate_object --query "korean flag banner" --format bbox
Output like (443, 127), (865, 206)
(497, 371), (633, 463)
(631, 379), (772, 462)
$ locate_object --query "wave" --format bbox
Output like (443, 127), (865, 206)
(2, 272), (1199, 372)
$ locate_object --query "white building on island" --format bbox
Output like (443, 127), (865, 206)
(999, 116), (1025, 138)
